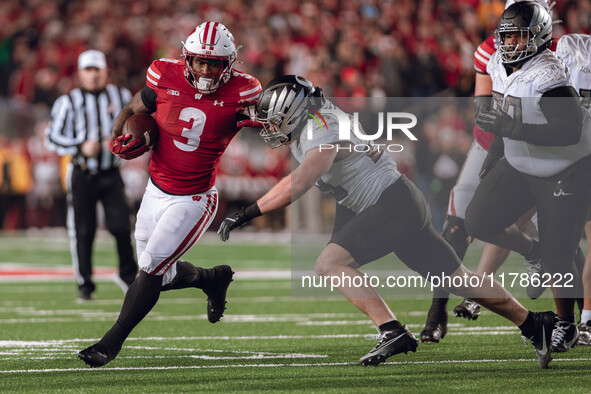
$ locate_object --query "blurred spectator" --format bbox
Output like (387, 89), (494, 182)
(0, 135), (10, 227)
(26, 118), (65, 228)
(477, 0), (505, 32)
(0, 138), (33, 230)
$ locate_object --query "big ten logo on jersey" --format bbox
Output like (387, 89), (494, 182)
(167, 89), (180, 96)
(192, 195), (202, 202)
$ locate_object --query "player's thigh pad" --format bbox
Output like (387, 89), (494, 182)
(447, 141), (487, 219)
(528, 169), (591, 265)
(136, 183), (218, 285)
(465, 159), (534, 240)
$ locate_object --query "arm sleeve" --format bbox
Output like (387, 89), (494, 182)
(141, 85), (157, 113)
(518, 86), (583, 146)
(488, 135), (505, 158)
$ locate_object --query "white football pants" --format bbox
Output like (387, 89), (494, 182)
(134, 179), (218, 285)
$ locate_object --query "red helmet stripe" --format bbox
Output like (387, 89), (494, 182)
(209, 22), (219, 45)
(202, 22), (211, 49)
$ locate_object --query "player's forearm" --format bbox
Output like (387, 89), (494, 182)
(519, 88), (583, 146)
(257, 175), (295, 215)
(112, 107), (135, 138)
(112, 90), (152, 139)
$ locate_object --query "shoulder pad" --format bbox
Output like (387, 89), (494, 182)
(233, 71), (262, 103)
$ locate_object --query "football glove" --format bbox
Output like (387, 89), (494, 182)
(218, 203), (262, 242)
(473, 96), (492, 119)
(236, 104), (263, 129)
(475, 106), (521, 140)
(110, 133), (150, 160)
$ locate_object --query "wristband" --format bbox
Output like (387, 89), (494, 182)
(244, 202), (262, 220)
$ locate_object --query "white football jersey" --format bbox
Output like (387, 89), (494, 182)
(487, 50), (591, 177)
(556, 34), (591, 111)
(290, 100), (401, 213)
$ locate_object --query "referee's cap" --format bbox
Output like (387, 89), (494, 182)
(78, 50), (107, 70)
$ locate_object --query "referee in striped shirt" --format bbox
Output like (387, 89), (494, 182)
(46, 50), (138, 301)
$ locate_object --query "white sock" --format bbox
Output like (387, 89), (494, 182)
(581, 309), (591, 325)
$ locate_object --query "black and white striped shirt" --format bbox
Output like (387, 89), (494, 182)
(45, 84), (131, 173)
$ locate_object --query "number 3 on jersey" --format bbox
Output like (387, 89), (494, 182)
(174, 107), (206, 152)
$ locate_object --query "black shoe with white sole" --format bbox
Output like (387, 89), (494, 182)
(551, 320), (579, 353)
(78, 342), (121, 367)
(521, 311), (558, 369)
(360, 325), (418, 366)
(453, 298), (481, 320)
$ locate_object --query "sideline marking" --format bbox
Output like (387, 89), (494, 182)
(0, 264), (290, 282)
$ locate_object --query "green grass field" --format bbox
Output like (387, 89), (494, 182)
(0, 231), (589, 393)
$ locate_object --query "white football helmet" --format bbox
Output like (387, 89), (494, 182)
(496, 2), (553, 66)
(256, 75), (321, 148)
(182, 22), (237, 94)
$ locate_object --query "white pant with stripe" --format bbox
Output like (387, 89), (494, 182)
(447, 140), (487, 219)
(134, 180), (218, 286)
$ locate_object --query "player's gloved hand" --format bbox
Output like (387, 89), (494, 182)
(236, 104), (263, 129)
(110, 133), (150, 160)
(475, 106), (502, 132)
(218, 203), (262, 242)
(475, 107), (520, 139)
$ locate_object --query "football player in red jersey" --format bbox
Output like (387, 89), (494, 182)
(78, 21), (262, 368)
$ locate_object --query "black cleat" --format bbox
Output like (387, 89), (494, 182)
(453, 298), (481, 320)
(202, 265), (234, 323)
(524, 259), (546, 299)
(77, 290), (94, 302)
(420, 303), (448, 343)
(521, 311), (558, 369)
(78, 342), (121, 367)
(359, 325), (418, 366)
(551, 320), (579, 353)
(577, 321), (591, 346)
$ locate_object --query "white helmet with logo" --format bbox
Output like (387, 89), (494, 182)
(182, 21), (237, 94)
(496, 2), (553, 66)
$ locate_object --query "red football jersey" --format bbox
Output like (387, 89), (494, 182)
(471, 35), (557, 151)
(145, 59), (261, 194)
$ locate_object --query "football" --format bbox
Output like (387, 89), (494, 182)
(122, 113), (158, 148)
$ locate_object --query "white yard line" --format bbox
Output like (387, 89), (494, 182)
(2, 358), (591, 374)
(0, 326), (523, 348)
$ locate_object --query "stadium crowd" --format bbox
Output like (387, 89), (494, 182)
(0, 0), (590, 230)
